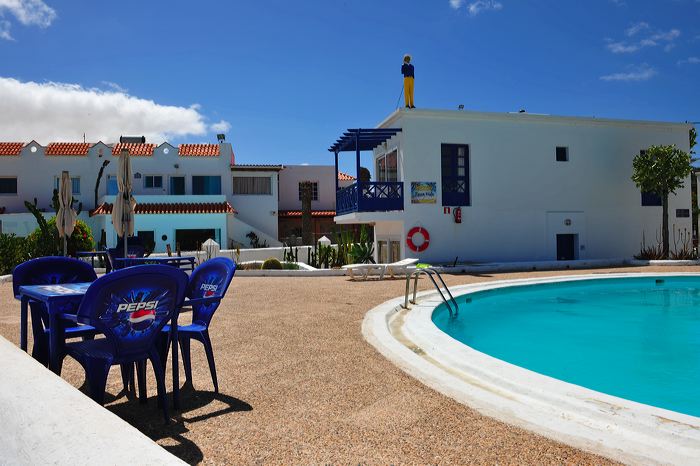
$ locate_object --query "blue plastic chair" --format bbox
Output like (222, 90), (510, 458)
(107, 244), (146, 271)
(160, 257), (236, 393)
(62, 265), (188, 422)
(12, 256), (98, 367)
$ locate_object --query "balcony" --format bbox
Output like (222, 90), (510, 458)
(336, 181), (404, 215)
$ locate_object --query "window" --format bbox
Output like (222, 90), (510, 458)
(53, 177), (80, 194)
(441, 144), (470, 206)
(641, 191), (662, 206)
(0, 177), (17, 195)
(137, 230), (155, 250)
(676, 209), (690, 218)
(556, 146), (569, 162)
(232, 176), (272, 195)
(298, 182), (319, 201)
(376, 150), (398, 182)
(144, 175), (163, 189)
(192, 175), (221, 195)
(170, 176), (185, 195)
(107, 175), (118, 195)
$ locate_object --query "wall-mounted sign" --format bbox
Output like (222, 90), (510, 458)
(411, 182), (437, 204)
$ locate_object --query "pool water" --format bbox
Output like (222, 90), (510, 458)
(432, 276), (700, 418)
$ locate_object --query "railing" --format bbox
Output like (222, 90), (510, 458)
(403, 268), (458, 318)
(336, 182), (404, 215)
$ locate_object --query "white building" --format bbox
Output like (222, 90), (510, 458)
(0, 139), (282, 252)
(277, 165), (355, 243)
(331, 109), (694, 264)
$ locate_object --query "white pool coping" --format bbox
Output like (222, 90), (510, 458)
(362, 273), (700, 465)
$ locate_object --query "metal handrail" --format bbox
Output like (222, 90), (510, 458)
(403, 268), (458, 317)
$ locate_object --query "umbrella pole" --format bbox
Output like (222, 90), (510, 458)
(63, 236), (67, 257)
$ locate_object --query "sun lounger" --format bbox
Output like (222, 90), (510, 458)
(343, 258), (419, 280)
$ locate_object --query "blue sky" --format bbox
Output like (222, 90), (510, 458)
(0, 0), (698, 173)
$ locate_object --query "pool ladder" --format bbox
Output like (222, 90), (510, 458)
(403, 268), (459, 318)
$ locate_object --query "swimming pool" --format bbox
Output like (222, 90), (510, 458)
(432, 276), (700, 417)
(364, 273), (700, 464)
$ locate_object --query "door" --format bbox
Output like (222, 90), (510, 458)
(170, 176), (185, 195)
(556, 234), (577, 260)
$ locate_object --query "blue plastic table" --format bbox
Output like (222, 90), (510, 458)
(18, 282), (183, 408)
(113, 256), (196, 271)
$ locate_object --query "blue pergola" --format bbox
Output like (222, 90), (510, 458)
(328, 128), (402, 191)
(328, 128), (404, 215)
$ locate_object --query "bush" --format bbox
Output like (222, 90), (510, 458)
(0, 233), (31, 275)
(26, 217), (94, 257)
(261, 257), (282, 270)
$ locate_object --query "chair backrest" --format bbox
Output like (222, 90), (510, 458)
(76, 265), (188, 358)
(107, 245), (146, 270)
(12, 256), (98, 299)
(188, 257), (236, 327)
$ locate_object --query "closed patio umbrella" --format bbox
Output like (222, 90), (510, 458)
(111, 148), (136, 258)
(57, 170), (77, 256)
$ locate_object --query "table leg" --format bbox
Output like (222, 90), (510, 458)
(48, 309), (63, 374)
(171, 315), (179, 410)
(20, 297), (28, 352)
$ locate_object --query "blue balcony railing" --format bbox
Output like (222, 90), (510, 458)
(336, 182), (404, 215)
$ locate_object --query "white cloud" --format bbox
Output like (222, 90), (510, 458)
(606, 41), (640, 53)
(210, 120), (231, 133)
(450, 0), (503, 16)
(606, 25), (681, 54)
(0, 0), (55, 40)
(625, 22), (649, 37)
(0, 77), (212, 143)
(0, 18), (12, 40)
(100, 81), (127, 93)
(678, 56), (700, 65)
(600, 64), (657, 82)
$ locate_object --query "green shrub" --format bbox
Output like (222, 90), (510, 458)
(261, 257), (282, 270)
(282, 262), (300, 270)
(0, 233), (31, 275)
(26, 217), (94, 257)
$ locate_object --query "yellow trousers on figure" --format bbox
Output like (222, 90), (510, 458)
(404, 77), (414, 107)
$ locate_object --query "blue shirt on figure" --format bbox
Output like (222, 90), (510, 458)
(401, 63), (414, 78)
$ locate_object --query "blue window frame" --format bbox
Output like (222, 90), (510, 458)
(641, 191), (662, 206)
(441, 144), (470, 206)
(54, 176), (80, 194)
(192, 176), (221, 195)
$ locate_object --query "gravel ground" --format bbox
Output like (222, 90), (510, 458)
(2, 265), (692, 465)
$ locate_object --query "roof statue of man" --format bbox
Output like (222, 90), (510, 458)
(401, 54), (415, 109)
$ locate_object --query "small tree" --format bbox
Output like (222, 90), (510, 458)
(632, 144), (692, 258)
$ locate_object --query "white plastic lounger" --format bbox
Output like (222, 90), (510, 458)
(343, 258), (418, 280)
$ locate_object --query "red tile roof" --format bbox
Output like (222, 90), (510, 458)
(278, 210), (336, 218)
(179, 144), (220, 156)
(230, 164), (284, 171)
(91, 202), (236, 216)
(0, 142), (24, 156)
(338, 171), (355, 181)
(46, 142), (90, 156)
(112, 143), (156, 156)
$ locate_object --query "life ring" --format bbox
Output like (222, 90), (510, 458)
(406, 226), (430, 252)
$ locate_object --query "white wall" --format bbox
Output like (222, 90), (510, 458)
(278, 165), (353, 211)
(230, 169), (280, 240)
(366, 110), (693, 263)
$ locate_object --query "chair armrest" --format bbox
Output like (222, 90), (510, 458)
(184, 296), (221, 307)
